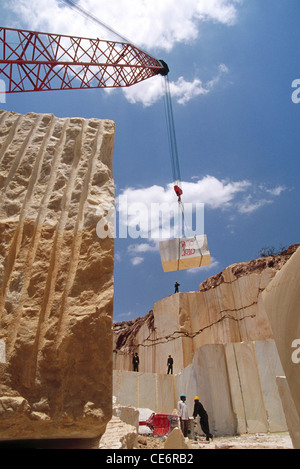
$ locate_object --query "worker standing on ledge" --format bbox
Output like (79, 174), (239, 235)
(132, 352), (139, 372)
(167, 355), (174, 374)
(174, 281), (180, 293)
(177, 394), (189, 437)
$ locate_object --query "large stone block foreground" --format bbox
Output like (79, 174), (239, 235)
(0, 110), (115, 440)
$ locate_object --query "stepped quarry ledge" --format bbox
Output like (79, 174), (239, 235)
(113, 245), (300, 440)
(113, 244), (299, 374)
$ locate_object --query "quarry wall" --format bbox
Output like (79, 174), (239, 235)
(113, 339), (287, 436)
(113, 246), (298, 374)
(263, 247), (300, 448)
(0, 110), (115, 440)
(113, 245), (299, 438)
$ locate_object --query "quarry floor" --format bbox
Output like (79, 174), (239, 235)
(137, 432), (293, 450)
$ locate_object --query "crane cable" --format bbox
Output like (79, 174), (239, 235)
(60, 1), (204, 270)
(61, 0), (181, 198)
(163, 75), (186, 269)
(62, 1), (196, 243)
(162, 75), (187, 232)
(162, 75), (182, 192)
(60, 0), (131, 44)
(163, 75), (205, 268)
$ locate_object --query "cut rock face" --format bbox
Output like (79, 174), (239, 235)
(262, 247), (300, 447)
(0, 110), (115, 440)
(113, 245), (299, 374)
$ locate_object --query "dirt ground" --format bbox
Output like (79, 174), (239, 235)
(137, 432), (294, 450)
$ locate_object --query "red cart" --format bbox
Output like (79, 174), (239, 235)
(139, 413), (179, 437)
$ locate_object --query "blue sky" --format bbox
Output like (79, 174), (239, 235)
(1, 0), (299, 322)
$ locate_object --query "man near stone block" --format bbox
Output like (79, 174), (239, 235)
(177, 394), (189, 437)
(193, 396), (213, 442)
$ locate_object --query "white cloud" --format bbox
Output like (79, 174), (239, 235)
(117, 175), (287, 239)
(128, 242), (159, 255)
(206, 63), (229, 90)
(237, 195), (272, 214)
(259, 184), (287, 197)
(123, 64), (229, 107)
(114, 252), (122, 263)
(4, 0), (241, 50)
(122, 76), (165, 107)
(180, 176), (250, 209)
(131, 256), (144, 266)
(237, 184), (287, 214)
(116, 175), (250, 245)
(187, 256), (220, 274)
(119, 176), (250, 212)
(120, 174), (286, 264)
(127, 241), (159, 267)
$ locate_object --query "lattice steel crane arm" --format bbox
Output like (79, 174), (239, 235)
(0, 26), (168, 93)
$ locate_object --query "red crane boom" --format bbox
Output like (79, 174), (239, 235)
(0, 26), (168, 93)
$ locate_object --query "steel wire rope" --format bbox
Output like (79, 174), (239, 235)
(162, 75), (182, 188)
(163, 76), (205, 270)
(162, 75), (187, 271)
(62, 1), (198, 271)
(60, 0), (132, 44)
(162, 79), (206, 269)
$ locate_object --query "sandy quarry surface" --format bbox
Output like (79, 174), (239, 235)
(137, 432), (293, 450)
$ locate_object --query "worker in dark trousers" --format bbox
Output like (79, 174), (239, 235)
(132, 352), (139, 372)
(193, 396), (213, 442)
(167, 355), (173, 374)
(177, 394), (189, 437)
(174, 281), (180, 293)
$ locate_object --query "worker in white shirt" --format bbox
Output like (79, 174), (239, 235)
(177, 393), (189, 437)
